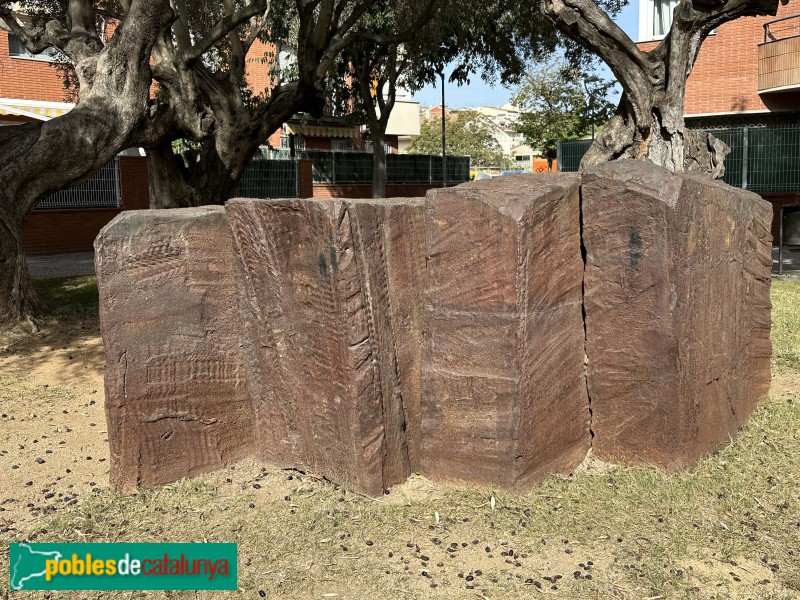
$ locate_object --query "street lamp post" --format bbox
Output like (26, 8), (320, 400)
(583, 75), (601, 140)
(441, 70), (446, 188)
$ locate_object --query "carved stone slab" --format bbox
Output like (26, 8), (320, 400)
(95, 207), (252, 493)
(581, 160), (773, 469)
(226, 198), (424, 496)
(421, 175), (590, 490)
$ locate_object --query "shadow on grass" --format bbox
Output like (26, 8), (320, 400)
(1, 275), (104, 384)
(32, 275), (99, 324)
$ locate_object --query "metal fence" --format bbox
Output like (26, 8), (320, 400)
(236, 157), (299, 198)
(557, 125), (800, 193)
(747, 127), (800, 193)
(296, 150), (470, 185)
(556, 140), (593, 173)
(36, 149), (471, 208)
(36, 159), (121, 209)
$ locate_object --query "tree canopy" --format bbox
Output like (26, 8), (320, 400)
(409, 110), (511, 170)
(512, 59), (615, 167)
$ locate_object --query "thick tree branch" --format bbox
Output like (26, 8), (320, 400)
(541, 0), (653, 107)
(224, 0), (247, 82)
(65, 0), (103, 60)
(67, 0), (96, 37)
(312, 0), (336, 51)
(0, 9), (58, 53)
(183, 0), (266, 64)
(242, 1), (272, 56)
(171, 0), (192, 52)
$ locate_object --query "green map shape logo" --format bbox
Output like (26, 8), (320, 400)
(8, 543), (237, 591)
(10, 543), (63, 590)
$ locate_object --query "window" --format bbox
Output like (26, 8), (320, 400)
(8, 33), (58, 61)
(331, 138), (355, 152)
(653, 0), (678, 36)
(280, 135), (305, 151)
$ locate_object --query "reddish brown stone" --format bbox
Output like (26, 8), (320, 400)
(421, 174), (590, 491)
(581, 160), (773, 469)
(226, 197), (424, 496)
(95, 207), (253, 493)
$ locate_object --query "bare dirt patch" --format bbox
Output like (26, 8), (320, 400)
(0, 309), (107, 541)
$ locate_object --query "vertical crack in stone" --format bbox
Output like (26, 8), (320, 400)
(579, 184), (595, 445)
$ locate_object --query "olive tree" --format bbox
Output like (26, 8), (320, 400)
(541, 0), (784, 173)
(0, 0), (173, 329)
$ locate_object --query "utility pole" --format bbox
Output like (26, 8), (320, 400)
(441, 70), (446, 188)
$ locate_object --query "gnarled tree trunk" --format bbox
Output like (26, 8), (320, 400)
(541, 0), (783, 174)
(0, 0), (172, 331)
(147, 140), (240, 208)
(145, 102), (302, 207)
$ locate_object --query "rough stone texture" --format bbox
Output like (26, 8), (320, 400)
(95, 207), (252, 493)
(226, 197), (424, 496)
(582, 160), (773, 469)
(421, 174), (590, 491)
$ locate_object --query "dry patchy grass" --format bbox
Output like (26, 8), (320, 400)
(772, 279), (800, 371)
(0, 277), (798, 600)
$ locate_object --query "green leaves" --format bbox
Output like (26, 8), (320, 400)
(511, 59), (615, 163)
(408, 110), (511, 170)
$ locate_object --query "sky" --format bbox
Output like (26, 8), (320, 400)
(412, 1), (639, 108)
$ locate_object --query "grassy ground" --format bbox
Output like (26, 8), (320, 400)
(0, 277), (799, 599)
(31, 276), (99, 324)
(772, 279), (800, 370)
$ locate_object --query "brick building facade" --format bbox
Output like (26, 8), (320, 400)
(638, 0), (800, 241)
(638, 0), (800, 116)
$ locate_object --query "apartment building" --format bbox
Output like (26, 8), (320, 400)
(638, 0), (800, 240)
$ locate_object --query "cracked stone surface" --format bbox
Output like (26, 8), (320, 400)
(581, 160), (773, 469)
(95, 207), (253, 493)
(421, 174), (590, 490)
(226, 198), (425, 496)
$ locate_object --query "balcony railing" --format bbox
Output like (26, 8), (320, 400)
(760, 14), (800, 92)
(764, 14), (800, 43)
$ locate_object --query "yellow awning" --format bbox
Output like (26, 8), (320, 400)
(0, 102), (73, 120)
(285, 123), (359, 138)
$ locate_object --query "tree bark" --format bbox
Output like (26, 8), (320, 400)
(147, 141), (240, 208)
(371, 133), (388, 199)
(147, 142), (201, 209)
(356, 47), (401, 200)
(541, 0), (782, 174)
(0, 199), (38, 331)
(144, 101), (300, 206)
(0, 0), (172, 330)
